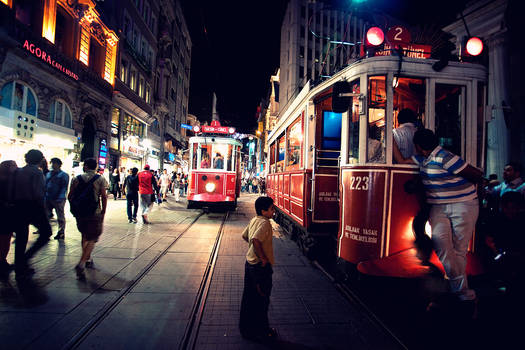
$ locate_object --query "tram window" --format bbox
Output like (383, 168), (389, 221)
(276, 134), (285, 172)
(192, 143), (198, 169)
(200, 144), (211, 168)
(392, 77), (425, 160)
(212, 144), (228, 170)
(319, 111), (341, 166)
(286, 116), (302, 170)
(368, 76), (386, 163)
(477, 82), (486, 167)
(348, 80), (360, 164)
(435, 84), (463, 156)
(225, 145), (234, 171)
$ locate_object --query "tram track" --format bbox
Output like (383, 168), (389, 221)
(312, 260), (409, 350)
(61, 210), (229, 350)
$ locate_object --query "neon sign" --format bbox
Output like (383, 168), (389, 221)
(22, 40), (79, 80)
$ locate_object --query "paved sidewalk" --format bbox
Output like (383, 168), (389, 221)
(0, 193), (196, 349)
(194, 195), (403, 350)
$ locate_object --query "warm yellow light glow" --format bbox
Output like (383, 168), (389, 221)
(205, 182), (216, 193)
(1, 0), (12, 8)
(79, 27), (90, 66)
(42, 0), (57, 43)
(104, 33), (118, 86)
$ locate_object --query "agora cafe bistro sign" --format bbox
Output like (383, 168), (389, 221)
(22, 40), (79, 81)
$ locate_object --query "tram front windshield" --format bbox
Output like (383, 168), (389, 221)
(194, 143), (235, 171)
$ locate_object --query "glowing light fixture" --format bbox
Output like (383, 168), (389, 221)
(193, 125), (201, 133)
(465, 37), (483, 56)
(366, 27), (384, 46)
(205, 182), (216, 193)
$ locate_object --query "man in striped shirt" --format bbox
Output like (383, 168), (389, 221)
(396, 129), (483, 308)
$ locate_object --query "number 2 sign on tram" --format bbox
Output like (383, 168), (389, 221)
(386, 25), (411, 45)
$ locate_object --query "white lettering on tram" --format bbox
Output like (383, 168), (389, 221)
(349, 176), (370, 191)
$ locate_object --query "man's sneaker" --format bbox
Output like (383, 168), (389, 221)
(75, 265), (86, 280)
(132, 217), (138, 223)
(85, 260), (95, 269)
(129, 219), (133, 223)
(54, 233), (65, 240)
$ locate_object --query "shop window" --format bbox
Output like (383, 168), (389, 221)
(123, 114), (145, 138)
(89, 38), (105, 77)
(150, 119), (160, 136)
(368, 76), (386, 163)
(138, 76), (145, 98)
(286, 116), (303, 170)
(55, 5), (75, 58)
(49, 99), (72, 128)
(110, 107), (120, 150)
(130, 68), (137, 91)
(145, 84), (151, 103)
(120, 59), (128, 83)
(0, 81), (38, 116)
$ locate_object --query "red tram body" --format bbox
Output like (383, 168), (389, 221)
(187, 121), (242, 209)
(267, 56), (487, 278)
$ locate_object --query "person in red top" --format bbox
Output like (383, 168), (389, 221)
(138, 165), (158, 224)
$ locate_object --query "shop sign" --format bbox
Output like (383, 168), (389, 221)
(22, 40), (79, 80)
(98, 139), (108, 169)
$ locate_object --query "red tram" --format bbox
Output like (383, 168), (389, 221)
(267, 55), (487, 278)
(187, 121), (242, 210)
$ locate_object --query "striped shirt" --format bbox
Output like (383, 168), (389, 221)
(412, 146), (477, 204)
(393, 122), (417, 158)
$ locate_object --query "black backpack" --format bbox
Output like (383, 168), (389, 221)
(69, 175), (100, 217)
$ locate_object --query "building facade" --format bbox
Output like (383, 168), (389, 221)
(279, 0), (364, 114)
(0, 0), (119, 174)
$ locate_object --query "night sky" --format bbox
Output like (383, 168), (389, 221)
(180, 0), (471, 133)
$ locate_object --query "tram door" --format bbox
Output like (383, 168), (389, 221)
(434, 83), (465, 158)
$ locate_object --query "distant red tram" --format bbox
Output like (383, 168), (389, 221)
(267, 55), (487, 278)
(187, 121), (242, 209)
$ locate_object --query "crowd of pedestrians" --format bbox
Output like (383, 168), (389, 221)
(241, 176), (265, 194)
(0, 150), (189, 281)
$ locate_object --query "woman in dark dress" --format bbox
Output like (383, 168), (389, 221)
(110, 168), (120, 200)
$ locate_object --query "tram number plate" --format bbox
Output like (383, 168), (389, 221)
(349, 176), (370, 191)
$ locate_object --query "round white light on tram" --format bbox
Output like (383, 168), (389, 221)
(366, 27), (384, 46)
(228, 127), (235, 134)
(193, 125), (201, 133)
(205, 182), (216, 193)
(466, 37), (483, 56)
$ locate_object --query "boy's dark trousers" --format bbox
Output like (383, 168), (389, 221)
(239, 261), (273, 336)
(126, 193), (139, 220)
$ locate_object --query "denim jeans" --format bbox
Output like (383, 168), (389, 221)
(126, 193), (138, 220)
(429, 199), (479, 300)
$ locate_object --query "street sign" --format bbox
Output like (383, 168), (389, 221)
(181, 123), (193, 130)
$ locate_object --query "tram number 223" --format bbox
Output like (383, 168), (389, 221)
(349, 176), (370, 191)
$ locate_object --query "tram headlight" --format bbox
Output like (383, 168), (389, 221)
(205, 182), (216, 193)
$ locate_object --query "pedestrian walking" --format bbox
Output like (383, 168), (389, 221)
(44, 158), (69, 240)
(12, 149), (53, 279)
(0, 160), (17, 279)
(395, 129), (483, 316)
(183, 174), (188, 196)
(109, 168), (120, 200)
(173, 173), (181, 202)
(159, 169), (170, 201)
(68, 158), (108, 280)
(239, 196), (278, 342)
(138, 165), (158, 224)
(119, 167), (126, 198)
(123, 167), (139, 223)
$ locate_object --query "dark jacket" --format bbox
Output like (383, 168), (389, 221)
(124, 174), (139, 195)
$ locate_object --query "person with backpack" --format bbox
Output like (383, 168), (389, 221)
(68, 158), (108, 280)
(45, 158), (69, 240)
(123, 167), (139, 223)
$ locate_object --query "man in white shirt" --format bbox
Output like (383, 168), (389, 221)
(393, 108), (418, 161)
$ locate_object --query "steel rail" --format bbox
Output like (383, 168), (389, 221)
(62, 211), (208, 350)
(312, 260), (409, 350)
(179, 211), (229, 350)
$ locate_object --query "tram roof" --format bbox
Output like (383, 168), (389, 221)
(189, 135), (242, 146)
(268, 56), (487, 144)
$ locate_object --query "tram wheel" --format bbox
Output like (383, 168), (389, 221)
(187, 200), (194, 209)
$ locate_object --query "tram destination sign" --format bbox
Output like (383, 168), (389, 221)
(375, 43), (431, 59)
